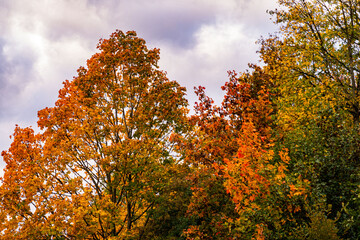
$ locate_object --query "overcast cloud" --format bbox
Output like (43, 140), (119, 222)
(0, 0), (279, 175)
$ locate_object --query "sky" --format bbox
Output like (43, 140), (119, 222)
(0, 0), (279, 175)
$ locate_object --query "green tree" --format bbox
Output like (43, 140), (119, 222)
(267, 0), (360, 123)
(259, 0), (360, 238)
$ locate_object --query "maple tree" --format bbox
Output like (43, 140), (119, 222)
(0, 30), (189, 239)
(182, 65), (311, 239)
(181, 68), (261, 239)
(218, 68), (302, 239)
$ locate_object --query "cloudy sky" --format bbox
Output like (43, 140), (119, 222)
(0, 0), (279, 174)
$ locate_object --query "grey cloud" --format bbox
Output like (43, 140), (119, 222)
(87, 0), (219, 48)
(10, 0), (209, 50)
(135, 13), (212, 48)
(0, 38), (38, 120)
(0, 0), (280, 166)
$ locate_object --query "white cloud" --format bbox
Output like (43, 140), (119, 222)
(0, 0), (279, 173)
(157, 11), (274, 107)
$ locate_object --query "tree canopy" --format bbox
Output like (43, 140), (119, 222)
(1, 30), (189, 239)
(2, 1), (360, 239)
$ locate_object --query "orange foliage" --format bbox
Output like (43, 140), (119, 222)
(0, 30), (188, 239)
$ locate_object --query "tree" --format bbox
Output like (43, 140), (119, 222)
(259, 0), (360, 238)
(0, 30), (189, 239)
(182, 65), (310, 239)
(267, 0), (360, 123)
(218, 67), (309, 239)
(181, 67), (270, 239)
(181, 80), (241, 239)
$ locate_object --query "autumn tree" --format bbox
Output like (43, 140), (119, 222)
(180, 65), (310, 239)
(217, 67), (310, 239)
(259, 0), (360, 237)
(0, 126), (53, 239)
(267, 0), (360, 123)
(0, 30), (189, 239)
(181, 67), (268, 239)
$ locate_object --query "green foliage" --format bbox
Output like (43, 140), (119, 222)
(294, 201), (341, 240)
(260, 0), (360, 239)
